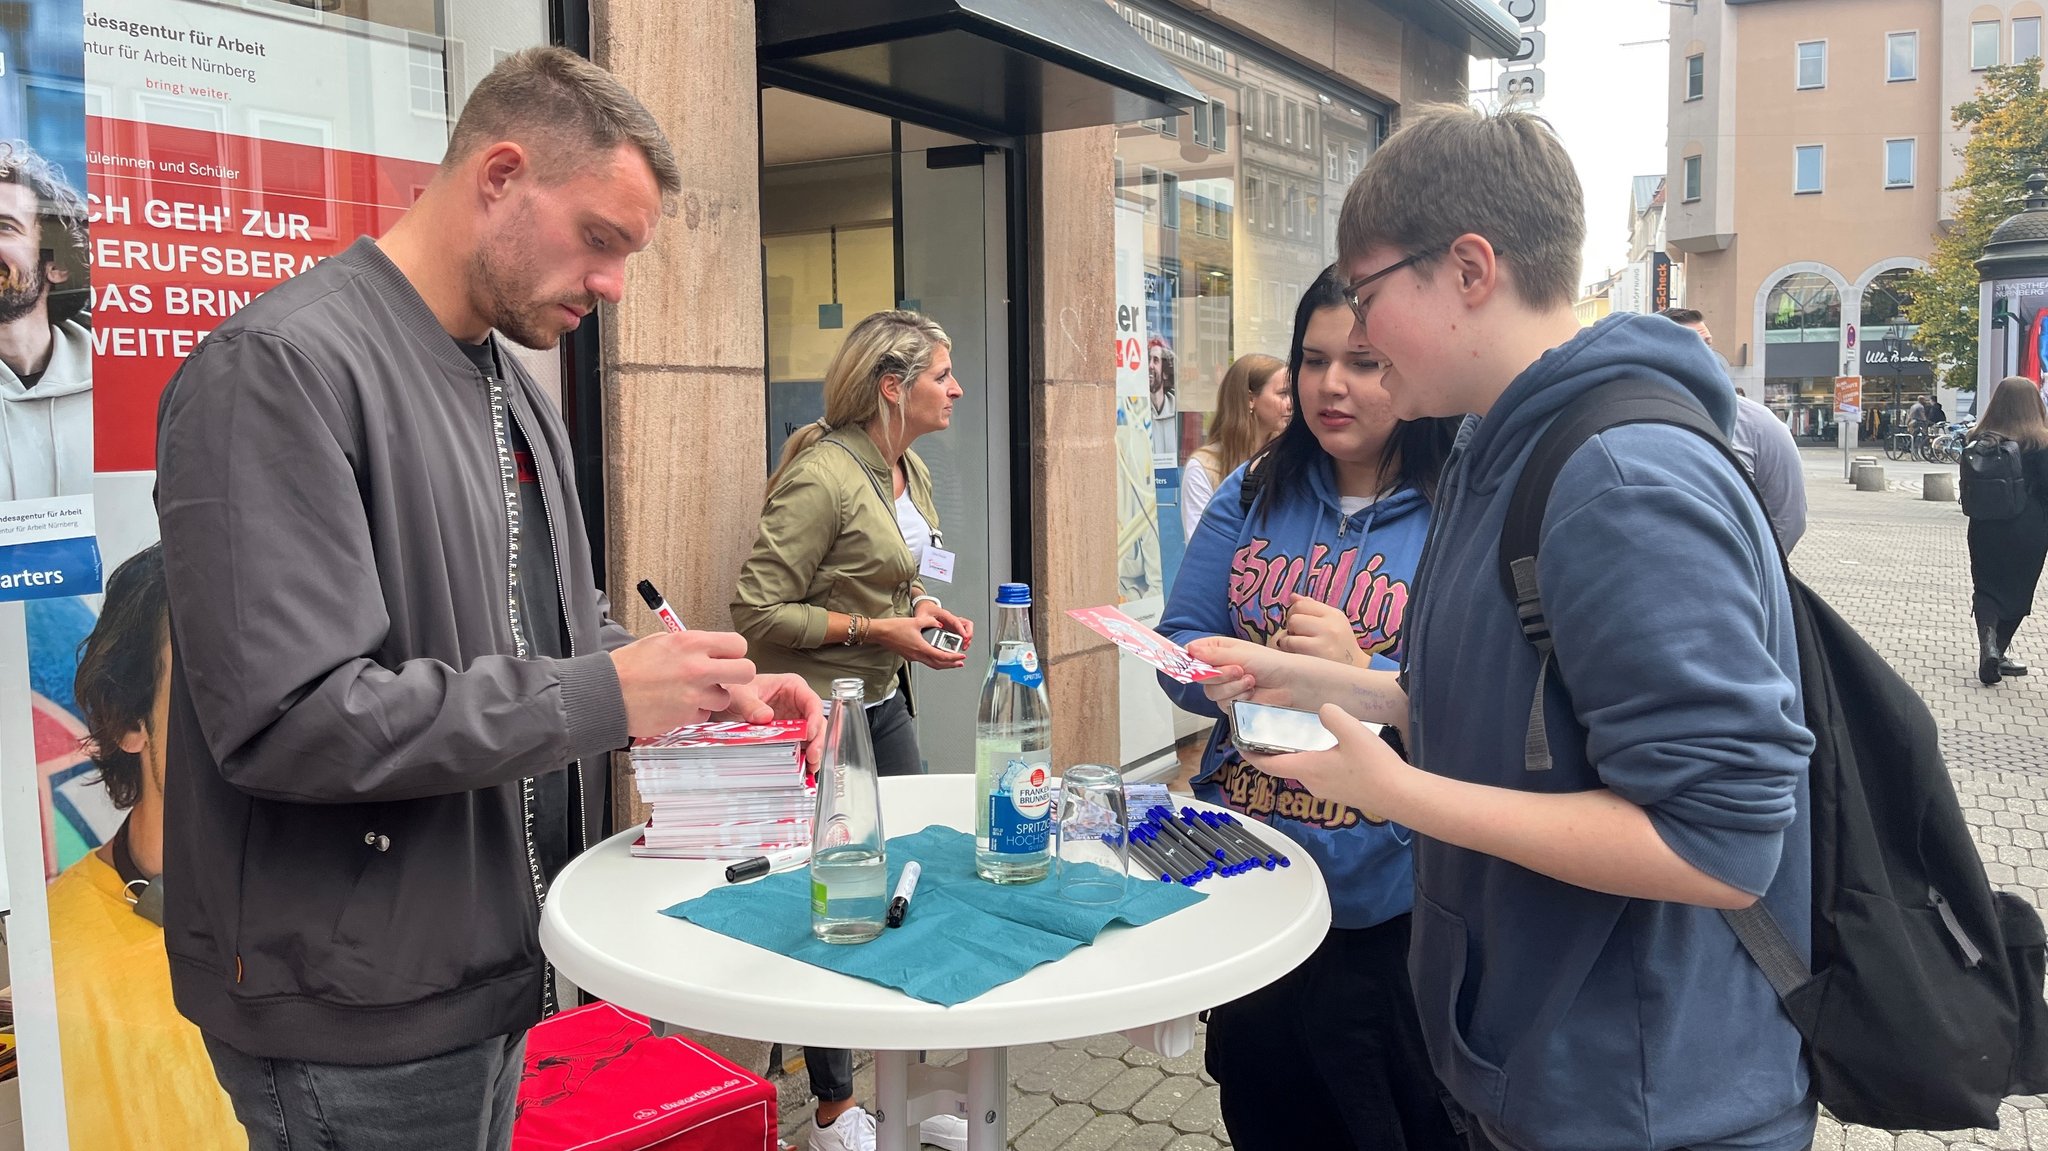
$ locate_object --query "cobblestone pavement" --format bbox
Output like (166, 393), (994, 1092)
(800, 446), (2045, 1150)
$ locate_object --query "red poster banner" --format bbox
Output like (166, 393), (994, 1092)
(85, 116), (441, 472)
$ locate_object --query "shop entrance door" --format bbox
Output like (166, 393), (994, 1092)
(760, 90), (1012, 774)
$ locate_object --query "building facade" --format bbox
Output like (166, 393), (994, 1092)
(1666, 0), (2042, 437)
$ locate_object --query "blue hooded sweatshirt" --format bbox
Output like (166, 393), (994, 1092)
(1403, 313), (1816, 1151)
(1158, 454), (1433, 929)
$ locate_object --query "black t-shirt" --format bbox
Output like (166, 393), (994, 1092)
(455, 335), (576, 887)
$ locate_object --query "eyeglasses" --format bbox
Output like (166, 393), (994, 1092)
(1342, 252), (1429, 334)
(1342, 245), (1507, 338)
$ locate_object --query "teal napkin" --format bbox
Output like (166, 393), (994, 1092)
(660, 824), (1205, 1006)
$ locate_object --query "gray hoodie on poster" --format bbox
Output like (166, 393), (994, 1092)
(0, 316), (92, 499)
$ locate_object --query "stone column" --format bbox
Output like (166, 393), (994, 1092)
(591, 0), (766, 830)
(1026, 127), (1124, 769)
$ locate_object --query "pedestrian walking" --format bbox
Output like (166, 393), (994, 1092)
(731, 308), (975, 1151)
(156, 47), (824, 1151)
(1965, 375), (2048, 684)
(1179, 352), (1289, 539)
(1157, 267), (1462, 1151)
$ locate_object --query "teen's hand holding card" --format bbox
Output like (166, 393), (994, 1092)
(1066, 605), (1224, 684)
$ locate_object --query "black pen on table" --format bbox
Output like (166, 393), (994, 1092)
(886, 861), (922, 927)
(637, 579), (688, 633)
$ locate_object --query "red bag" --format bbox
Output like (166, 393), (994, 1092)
(514, 1003), (778, 1151)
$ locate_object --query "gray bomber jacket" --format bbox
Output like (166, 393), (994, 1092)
(155, 237), (632, 1065)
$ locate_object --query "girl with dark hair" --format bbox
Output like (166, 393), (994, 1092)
(1967, 375), (2048, 683)
(1155, 266), (1462, 1150)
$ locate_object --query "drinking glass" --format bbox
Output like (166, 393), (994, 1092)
(1056, 764), (1129, 905)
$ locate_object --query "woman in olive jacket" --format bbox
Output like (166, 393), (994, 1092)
(731, 309), (976, 1151)
(1969, 375), (2048, 685)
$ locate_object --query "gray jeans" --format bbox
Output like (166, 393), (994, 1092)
(203, 1031), (526, 1151)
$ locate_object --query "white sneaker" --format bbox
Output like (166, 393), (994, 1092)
(808, 1105), (877, 1151)
(918, 1112), (969, 1151)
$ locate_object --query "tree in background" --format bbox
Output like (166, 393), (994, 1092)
(1906, 63), (2048, 393)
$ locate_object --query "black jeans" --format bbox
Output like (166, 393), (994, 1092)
(807, 691), (921, 1101)
(1207, 913), (1463, 1151)
(203, 1031), (526, 1151)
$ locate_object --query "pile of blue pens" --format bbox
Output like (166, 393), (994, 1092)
(1129, 805), (1289, 885)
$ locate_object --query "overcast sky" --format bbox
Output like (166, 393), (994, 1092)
(1469, 2), (1673, 292)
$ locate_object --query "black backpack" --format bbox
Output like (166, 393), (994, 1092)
(1962, 434), (2031, 520)
(1499, 378), (2048, 1131)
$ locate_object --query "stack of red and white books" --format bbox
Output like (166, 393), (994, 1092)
(628, 720), (813, 860)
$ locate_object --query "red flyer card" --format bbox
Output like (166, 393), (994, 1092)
(1065, 605), (1225, 684)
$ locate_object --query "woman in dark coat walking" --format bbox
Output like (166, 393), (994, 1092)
(1968, 375), (2048, 684)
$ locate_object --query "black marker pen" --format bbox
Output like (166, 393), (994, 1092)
(886, 861), (922, 927)
(637, 579), (688, 633)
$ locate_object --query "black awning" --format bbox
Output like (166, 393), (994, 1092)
(758, 0), (1207, 139)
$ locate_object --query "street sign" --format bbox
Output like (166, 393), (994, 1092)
(1499, 69), (1546, 103)
(1835, 376), (1863, 418)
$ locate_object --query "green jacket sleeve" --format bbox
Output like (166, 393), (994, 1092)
(732, 463), (842, 649)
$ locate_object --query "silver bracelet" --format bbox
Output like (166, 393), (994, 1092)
(911, 594), (942, 611)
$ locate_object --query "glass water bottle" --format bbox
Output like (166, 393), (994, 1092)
(810, 678), (888, 942)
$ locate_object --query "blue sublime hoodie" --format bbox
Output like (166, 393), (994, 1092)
(1404, 313), (1816, 1151)
(1158, 455), (1432, 929)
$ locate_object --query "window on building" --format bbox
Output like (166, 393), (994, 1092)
(1973, 20), (2001, 69)
(1161, 172), (1179, 229)
(1686, 53), (1704, 100)
(1242, 89), (1256, 134)
(1265, 92), (1278, 138)
(1192, 102), (1207, 147)
(1796, 41), (1826, 89)
(1285, 100), (1297, 146)
(1884, 138), (1916, 188)
(1211, 101), (1228, 152)
(408, 45), (449, 116)
(2017, 17), (2042, 65)
(1326, 142), (1341, 182)
(1162, 111), (1178, 139)
(1114, 156), (1124, 188)
(1795, 144), (1824, 193)
(1765, 272), (1842, 342)
(1887, 31), (1917, 81)
(1683, 154), (1702, 202)
(1140, 165), (1159, 218)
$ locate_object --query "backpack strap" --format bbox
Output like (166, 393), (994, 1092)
(1239, 454), (1270, 513)
(1497, 379), (1731, 769)
(1496, 378), (1813, 997)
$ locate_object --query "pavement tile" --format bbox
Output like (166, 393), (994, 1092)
(1015, 1049), (1093, 1096)
(1090, 1066), (1166, 1113)
(1013, 1103), (1094, 1151)
(1083, 1033), (1133, 1060)
(1119, 1124), (1180, 1151)
(1159, 1137), (1221, 1151)
(1132, 1076), (1203, 1124)
(1056, 1113), (1138, 1151)
(1008, 1087), (1057, 1133)
(1050, 1058), (1127, 1104)
(1169, 1085), (1225, 1134)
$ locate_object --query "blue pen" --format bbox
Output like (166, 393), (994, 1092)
(1181, 808), (1248, 871)
(1204, 806), (1269, 868)
(1214, 811), (1288, 868)
(1127, 836), (1175, 882)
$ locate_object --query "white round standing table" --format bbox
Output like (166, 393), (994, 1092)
(541, 775), (1330, 1151)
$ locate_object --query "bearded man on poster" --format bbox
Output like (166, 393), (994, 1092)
(155, 47), (823, 1151)
(0, 141), (91, 501)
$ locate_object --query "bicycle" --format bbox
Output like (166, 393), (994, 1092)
(1885, 430), (1917, 461)
(1922, 422), (1969, 464)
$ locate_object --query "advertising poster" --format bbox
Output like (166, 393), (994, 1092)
(0, 1), (455, 1146)
(1992, 277), (2048, 393)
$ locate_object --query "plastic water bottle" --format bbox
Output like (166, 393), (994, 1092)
(975, 583), (1054, 884)
(810, 678), (887, 942)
